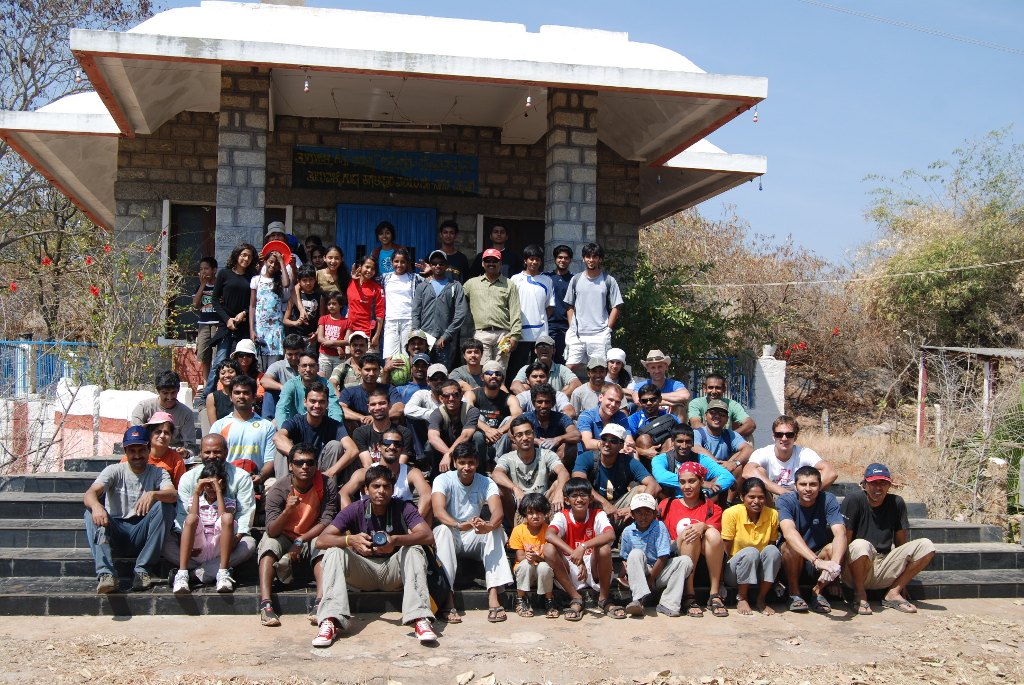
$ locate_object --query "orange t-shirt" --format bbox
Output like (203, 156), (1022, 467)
(121, 449), (186, 487)
(508, 522), (549, 570)
(280, 484), (323, 540)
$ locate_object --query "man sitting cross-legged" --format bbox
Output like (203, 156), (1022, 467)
(84, 426), (177, 594)
(256, 442), (340, 627)
(543, 476), (623, 620)
(841, 463), (935, 616)
(340, 428), (433, 523)
(431, 443), (514, 624)
(620, 492), (693, 618)
(491, 416), (570, 527)
(572, 423), (660, 529)
(312, 465), (438, 647)
(778, 465), (848, 614)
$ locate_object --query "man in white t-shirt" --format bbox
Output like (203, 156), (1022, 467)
(742, 415), (837, 495)
(507, 244), (555, 376)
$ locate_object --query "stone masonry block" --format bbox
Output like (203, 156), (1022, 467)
(145, 139), (175, 154)
(233, 151), (265, 167)
(244, 113), (268, 130)
(550, 147), (581, 165)
(551, 111), (585, 128)
(570, 130), (597, 147)
(569, 167), (597, 184)
(219, 132), (251, 149)
(220, 94), (252, 110)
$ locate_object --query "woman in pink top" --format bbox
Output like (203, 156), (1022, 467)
(346, 255), (384, 348)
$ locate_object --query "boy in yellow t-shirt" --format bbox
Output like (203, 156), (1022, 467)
(508, 493), (559, 618)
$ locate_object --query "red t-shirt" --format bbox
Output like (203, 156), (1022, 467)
(318, 314), (350, 356)
(346, 279), (384, 336)
(658, 497), (723, 540)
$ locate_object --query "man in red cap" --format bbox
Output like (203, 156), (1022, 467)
(463, 248), (522, 367)
(841, 463), (935, 615)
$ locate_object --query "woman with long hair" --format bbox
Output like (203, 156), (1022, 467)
(721, 477), (782, 615)
(202, 242), (258, 399)
(249, 250), (290, 368)
(380, 248), (421, 358)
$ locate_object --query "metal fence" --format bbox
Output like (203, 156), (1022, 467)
(684, 356), (755, 408)
(0, 341), (95, 398)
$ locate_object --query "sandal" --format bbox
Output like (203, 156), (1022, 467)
(545, 598), (560, 619)
(684, 594), (704, 618)
(599, 598), (627, 620)
(788, 595), (809, 612)
(707, 594), (729, 618)
(881, 597), (917, 613)
(258, 600), (281, 627)
(445, 606), (463, 624)
(563, 598), (583, 622)
(515, 597), (534, 617)
(811, 594), (832, 614)
(487, 606), (508, 623)
(855, 600), (873, 616)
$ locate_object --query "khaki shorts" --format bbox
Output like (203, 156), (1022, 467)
(256, 533), (324, 584)
(843, 537), (935, 589)
(196, 323), (220, 364)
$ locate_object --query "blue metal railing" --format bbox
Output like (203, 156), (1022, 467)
(0, 341), (95, 397)
(685, 356), (755, 408)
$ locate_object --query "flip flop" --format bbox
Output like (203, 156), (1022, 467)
(811, 594), (832, 614)
(856, 600), (873, 616)
(881, 598), (917, 613)
(445, 606), (463, 624)
(788, 595), (809, 612)
(563, 598), (584, 622)
(487, 606), (508, 623)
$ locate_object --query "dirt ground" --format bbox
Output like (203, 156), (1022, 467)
(1, 598), (1022, 685)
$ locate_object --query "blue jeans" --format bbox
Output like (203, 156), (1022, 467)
(261, 389), (281, 422)
(84, 503), (174, 577)
(202, 334), (234, 399)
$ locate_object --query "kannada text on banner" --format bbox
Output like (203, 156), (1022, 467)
(292, 146), (479, 196)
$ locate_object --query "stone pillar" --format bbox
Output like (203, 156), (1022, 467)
(216, 67), (269, 264)
(545, 88), (597, 271)
(751, 349), (787, 448)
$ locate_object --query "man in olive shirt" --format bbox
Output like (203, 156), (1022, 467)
(463, 249), (522, 367)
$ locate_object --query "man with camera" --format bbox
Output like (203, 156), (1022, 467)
(310, 465), (437, 647)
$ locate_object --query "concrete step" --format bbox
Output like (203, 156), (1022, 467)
(0, 473), (96, 493)
(908, 518), (1005, 544)
(62, 457), (119, 473)
(929, 543), (1024, 571)
(0, 519), (85, 549)
(908, 568), (1024, 599)
(0, 493), (84, 519)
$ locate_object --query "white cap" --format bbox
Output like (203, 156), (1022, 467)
(630, 493), (658, 511)
(607, 348), (627, 363)
(600, 423), (627, 441)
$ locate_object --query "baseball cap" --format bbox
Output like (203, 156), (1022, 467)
(587, 357), (608, 370)
(411, 352), (431, 366)
(482, 248), (502, 260)
(630, 493), (657, 511)
(427, 364), (448, 379)
(706, 399), (729, 413)
(607, 348), (627, 363)
(482, 360), (504, 374)
(145, 411), (176, 427)
(600, 424), (627, 441)
(122, 425), (150, 447)
(349, 331), (370, 343)
(864, 463), (892, 483)
(535, 334), (555, 347)
(407, 329), (429, 342)
(428, 249), (448, 263)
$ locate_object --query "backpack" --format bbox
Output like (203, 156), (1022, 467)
(638, 414), (677, 447)
(567, 272), (615, 329)
(423, 544), (453, 615)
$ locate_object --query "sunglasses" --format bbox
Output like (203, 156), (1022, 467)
(601, 435), (624, 444)
(482, 259), (500, 264)
(441, 392), (461, 399)
(773, 431), (797, 439)
(381, 439), (401, 447)
(483, 370), (503, 377)
(638, 396), (660, 404)
(292, 459), (316, 467)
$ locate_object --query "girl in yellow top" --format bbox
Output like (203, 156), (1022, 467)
(721, 477), (782, 615)
(507, 493), (559, 618)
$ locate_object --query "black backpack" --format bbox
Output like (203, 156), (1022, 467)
(638, 414), (677, 447)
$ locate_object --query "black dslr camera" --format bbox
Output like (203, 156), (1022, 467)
(371, 531), (389, 547)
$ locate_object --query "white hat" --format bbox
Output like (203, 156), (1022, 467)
(630, 493), (657, 511)
(600, 423), (628, 441)
(607, 348), (627, 363)
(231, 339), (258, 358)
(427, 364), (448, 378)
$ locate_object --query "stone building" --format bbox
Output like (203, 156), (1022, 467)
(0, 1), (766, 272)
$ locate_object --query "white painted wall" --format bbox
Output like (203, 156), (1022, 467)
(750, 351), (786, 449)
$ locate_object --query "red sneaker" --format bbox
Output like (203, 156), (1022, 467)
(413, 617), (437, 642)
(311, 619), (339, 647)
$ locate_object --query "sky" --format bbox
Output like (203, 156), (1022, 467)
(166, 0), (1024, 262)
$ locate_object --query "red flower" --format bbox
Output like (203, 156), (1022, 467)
(783, 349), (791, 357)
(89, 285), (100, 297)
(832, 327), (841, 336)
(41, 256), (52, 266)
(798, 341), (807, 350)
(137, 271), (144, 281)
(161, 230), (167, 236)
(8, 282), (16, 293)
(145, 245), (154, 253)
(85, 255), (94, 266)
(103, 244), (112, 253)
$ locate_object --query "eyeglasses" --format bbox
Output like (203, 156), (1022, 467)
(638, 396), (660, 404)
(483, 370), (503, 377)
(567, 492), (590, 500)
(381, 439), (401, 447)
(441, 392), (461, 399)
(773, 431), (797, 439)
(291, 459), (316, 467)
(600, 436), (624, 444)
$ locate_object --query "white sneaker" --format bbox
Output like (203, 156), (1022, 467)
(413, 617), (437, 642)
(312, 618), (338, 647)
(172, 570), (191, 595)
(215, 569), (235, 593)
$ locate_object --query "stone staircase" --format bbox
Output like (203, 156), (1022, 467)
(0, 461), (1021, 617)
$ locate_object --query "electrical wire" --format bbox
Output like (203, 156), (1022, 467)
(679, 256), (1024, 289)
(793, 0), (1024, 56)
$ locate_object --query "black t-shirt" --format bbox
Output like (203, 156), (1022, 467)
(468, 248), (522, 279)
(212, 268), (252, 321)
(352, 423), (414, 456)
(475, 390), (511, 429)
(288, 287), (321, 337)
(428, 405), (481, 444)
(281, 415), (348, 456)
(545, 270), (574, 329)
(840, 489), (909, 554)
(444, 251), (471, 284)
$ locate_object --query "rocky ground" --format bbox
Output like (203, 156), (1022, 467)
(0, 598), (1022, 684)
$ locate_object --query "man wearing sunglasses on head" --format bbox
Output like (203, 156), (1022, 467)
(742, 415), (837, 497)
(340, 428), (433, 523)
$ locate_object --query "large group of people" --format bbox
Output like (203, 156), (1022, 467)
(84, 221), (935, 647)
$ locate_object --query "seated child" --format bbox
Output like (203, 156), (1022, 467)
(508, 493), (558, 619)
(619, 492), (693, 617)
(543, 476), (624, 621)
(172, 459), (238, 594)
